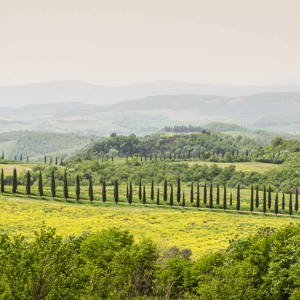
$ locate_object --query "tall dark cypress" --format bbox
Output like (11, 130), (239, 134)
(128, 182), (133, 204)
(0, 169), (4, 193)
(63, 170), (68, 200)
(75, 175), (80, 201)
(236, 184), (240, 211)
(44, 156), (47, 164)
(274, 192), (279, 215)
(51, 171), (56, 197)
(209, 183), (213, 208)
(250, 184), (254, 212)
(282, 192), (285, 211)
(190, 182), (194, 204)
(38, 171), (43, 197)
(289, 192), (293, 215)
(151, 179), (154, 201)
(139, 178), (142, 201)
(176, 177), (181, 203)
(203, 183), (207, 205)
(126, 183), (129, 200)
(182, 191), (185, 207)
(26, 170), (31, 195)
(216, 184), (220, 206)
(156, 188), (160, 205)
(223, 185), (227, 210)
(263, 186), (266, 214)
(102, 180), (107, 202)
(163, 179), (168, 202)
(255, 185), (259, 208)
(170, 184), (174, 206)
(196, 183), (200, 208)
(268, 186), (272, 210)
(114, 180), (119, 204)
(88, 178), (94, 201)
(12, 168), (17, 194)
(295, 189), (299, 212)
(142, 185), (146, 204)
(230, 192), (233, 206)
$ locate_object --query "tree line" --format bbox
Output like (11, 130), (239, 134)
(1, 168), (299, 216)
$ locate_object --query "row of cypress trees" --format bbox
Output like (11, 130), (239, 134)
(0, 169), (298, 215)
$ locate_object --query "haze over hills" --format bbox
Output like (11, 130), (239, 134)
(0, 89), (300, 135)
(1, 80), (300, 106)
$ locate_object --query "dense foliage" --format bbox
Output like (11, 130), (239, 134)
(1, 225), (300, 299)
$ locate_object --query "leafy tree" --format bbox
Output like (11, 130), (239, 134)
(51, 171), (56, 197)
(177, 177), (181, 203)
(190, 182), (194, 204)
(151, 179), (154, 201)
(289, 192), (293, 215)
(63, 170), (68, 200)
(38, 171), (43, 197)
(114, 180), (119, 204)
(274, 192), (279, 215)
(102, 180), (107, 202)
(76, 175), (80, 201)
(26, 170), (31, 195)
(223, 185), (227, 209)
(209, 184), (213, 208)
(170, 184), (174, 207)
(196, 183), (200, 208)
(164, 179), (168, 202)
(0, 169), (4, 193)
(236, 184), (240, 211)
(89, 178), (94, 201)
(12, 168), (17, 194)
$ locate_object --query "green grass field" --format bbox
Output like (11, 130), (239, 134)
(0, 192), (299, 258)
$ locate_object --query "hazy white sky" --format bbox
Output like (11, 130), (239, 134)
(1, 0), (300, 86)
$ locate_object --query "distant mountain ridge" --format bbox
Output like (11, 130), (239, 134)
(1, 80), (300, 107)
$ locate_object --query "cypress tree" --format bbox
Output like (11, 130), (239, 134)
(209, 183), (213, 208)
(126, 183), (129, 200)
(176, 177), (181, 203)
(223, 185), (227, 210)
(12, 168), (17, 194)
(163, 179), (168, 202)
(128, 182), (133, 204)
(255, 185), (259, 208)
(230, 192), (233, 206)
(102, 180), (107, 202)
(26, 170), (31, 195)
(88, 178), (94, 201)
(114, 180), (119, 204)
(55, 157), (58, 165)
(63, 170), (68, 200)
(51, 171), (56, 197)
(38, 171), (43, 197)
(0, 169), (4, 193)
(139, 178), (142, 201)
(268, 185), (272, 210)
(44, 156), (47, 164)
(263, 186), (266, 214)
(75, 175), (80, 201)
(151, 179), (154, 201)
(289, 192), (293, 215)
(282, 192), (285, 211)
(274, 192), (279, 215)
(170, 184), (173, 206)
(250, 184), (254, 212)
(142, 185), (146, 205)
(216, 184), (220, 206)
(236, 184), (240, 211)
(203, 183), (207, 206)
(295, 189), (299, 212)
(156, 188), (160, 205)
(196, 183), (200, 208)
(190, 182), (194, 204)
(182, 191), (185, 207)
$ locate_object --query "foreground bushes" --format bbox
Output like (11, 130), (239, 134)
(1, 225), (300, 299)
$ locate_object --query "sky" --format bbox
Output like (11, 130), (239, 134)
(0, 0), (300, 86)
